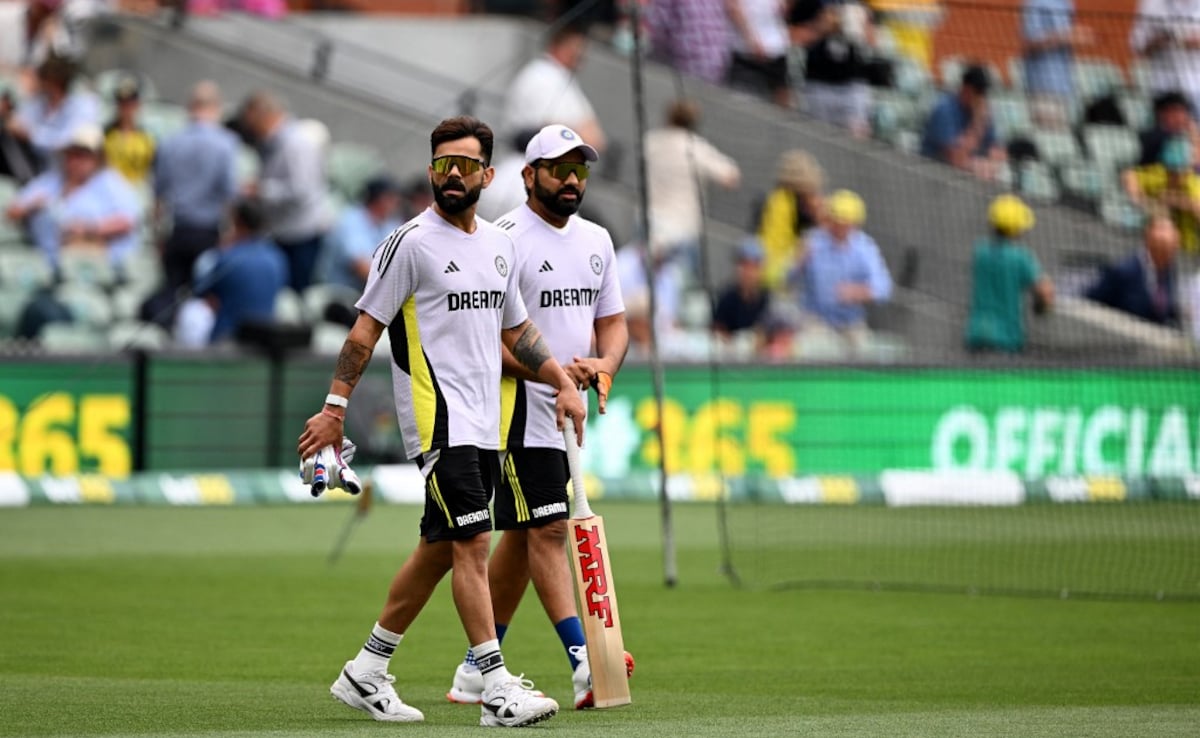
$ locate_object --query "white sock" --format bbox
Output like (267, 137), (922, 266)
(471, 639), (513, 690)
(350, 622), (403, 675)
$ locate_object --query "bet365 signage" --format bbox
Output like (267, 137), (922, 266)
(0, 392), (131, 477)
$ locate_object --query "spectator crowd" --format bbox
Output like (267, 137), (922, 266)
(0, 0), (1198, 359)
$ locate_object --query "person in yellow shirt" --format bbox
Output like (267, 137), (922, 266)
(103, 77), (155, 186)
(1126, 135), (1200, 253)
(756, 149), (825, 291)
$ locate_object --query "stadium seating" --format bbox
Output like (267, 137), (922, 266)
(40, 323), (111, 353)
(0, 250), (54, 292)
(300, 283), (361, 324)
(59, 250), (118, 289)
(55, 284), (115, 327)
(273, 287), (305, 324)
(108, 320), (170, 351)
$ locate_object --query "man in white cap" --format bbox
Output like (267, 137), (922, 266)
(5, 123), (140, 269)
(445, 123), (632, 710)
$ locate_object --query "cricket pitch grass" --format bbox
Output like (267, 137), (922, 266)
(1, 503), (1197, 737)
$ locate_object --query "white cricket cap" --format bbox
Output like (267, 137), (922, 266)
(62, 124), (104, 153)
(524, 124), (599, 165)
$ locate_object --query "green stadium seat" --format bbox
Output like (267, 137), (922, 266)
(938, 56), (964, 89)
(0, 289), (33, 338)
(1007, 57), (1024, 92)
(59, 250), (117, 288)
(1073, 59), (1126, 100)
(301, 283), (361, 324)
(1099, 194), (1145, 231)
(121, 250), (165, 293)
(274, 287), (304, 324)
(40, 323), (111, 354)
(54, 284), (114, 327)
(108, 320), (169, 352)
(991, 95), (1033, 139)
(327, 141), (384, 202)
(110, 283), (156, 321)
(1032, 130), (1081, 168)
(0, 177), (25, 246)
(1014, 161), (1060, 203)
(893, 58), (932, 98)
(235, 145), (260, 188)
(1060, 161), (1106, 203)
(140, 102), (188, 140)
(311, 321), (350, 355)
(871, 91), (917, 144)
(1083, 125), (1140, 174)
(1118, 92), (1152, 131)
(0, 250), (53, 291)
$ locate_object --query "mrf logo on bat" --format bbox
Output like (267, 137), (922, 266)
(574, 523), (613, 627)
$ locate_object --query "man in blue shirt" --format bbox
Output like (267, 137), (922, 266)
(5, 124), (141, 269)
(154, 81), (240, 292)
(1022, 0), (1094, 128)
(794, 189), (892, 337)
(194, 197), (288, 344)
(319, 176), (402, 290)
(920, 65), (1006, 179)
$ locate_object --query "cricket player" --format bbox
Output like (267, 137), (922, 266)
(446, 123), (629, 709)
(298, 116), (586, 728)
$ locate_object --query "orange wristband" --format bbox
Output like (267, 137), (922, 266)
(321, 407), (345, 422)
(592, 371), (613, 396)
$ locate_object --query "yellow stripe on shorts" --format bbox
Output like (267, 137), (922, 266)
(430, 473), (453, 527)
(505, 453), (530, 523)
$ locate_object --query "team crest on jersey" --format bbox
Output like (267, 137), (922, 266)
(589, 254), (602, 275)
(495, 255), (508, 277)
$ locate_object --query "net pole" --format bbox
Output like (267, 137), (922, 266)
(627, 3), (677, 588)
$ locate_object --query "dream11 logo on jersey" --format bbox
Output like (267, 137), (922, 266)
(574, 524), (613, 627)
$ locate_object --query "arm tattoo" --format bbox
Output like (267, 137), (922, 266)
(333, 340), (373, 389)
(511, 322), (553, 376)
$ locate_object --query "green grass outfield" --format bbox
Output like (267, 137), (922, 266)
(1, 503), (1197, 737)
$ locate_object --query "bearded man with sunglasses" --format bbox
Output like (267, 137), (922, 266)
(298, 116), (586, 728)
(445, 124), (630, 710)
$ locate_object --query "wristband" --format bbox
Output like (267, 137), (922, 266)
(324, 393), (349, 408)
(591, 371), (613, 396)
(321, 407), (345, 422)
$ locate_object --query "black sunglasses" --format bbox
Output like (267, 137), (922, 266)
(431, 155), (486, 175)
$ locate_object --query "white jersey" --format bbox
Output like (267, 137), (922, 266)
(497, 204), (624, 451)
(356, 207), (528, 460)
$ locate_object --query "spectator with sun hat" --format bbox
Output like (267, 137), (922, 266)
(792, 189), (892, 345)
(965, 194), (1055, 353)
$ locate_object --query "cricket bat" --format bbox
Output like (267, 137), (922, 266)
(563, 423), (632, 708)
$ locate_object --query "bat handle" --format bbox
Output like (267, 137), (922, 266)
(563, 423), (594, 519)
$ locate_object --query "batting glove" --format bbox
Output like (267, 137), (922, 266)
(300, 437), (362, 497)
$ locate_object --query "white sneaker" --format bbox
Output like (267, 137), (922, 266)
(329, 661), (424, 722)
(479, 675), (559, 727)
(568, 645), (593, 709)
(446, 662), (484, 704)
(568, 644), (636, 710)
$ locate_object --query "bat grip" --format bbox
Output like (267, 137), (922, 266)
(563, 423), (593, 519)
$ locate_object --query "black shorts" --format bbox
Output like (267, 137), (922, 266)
(417, 446), (499, 542)
(494, 447), (570, 531)
(728, 52), (790, 94)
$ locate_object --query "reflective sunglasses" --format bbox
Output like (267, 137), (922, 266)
(431, 154), (486, 175)
(537, 161), (590, 181)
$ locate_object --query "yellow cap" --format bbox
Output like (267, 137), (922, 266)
(988, 194), (1035, 235)
(827, 189), (866, 225)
